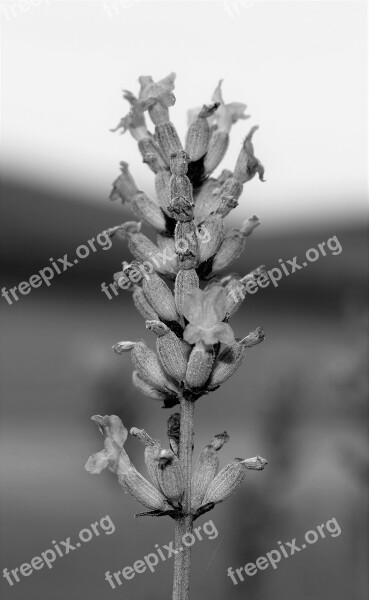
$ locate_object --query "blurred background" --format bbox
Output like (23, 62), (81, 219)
(0, 1), (368, 599)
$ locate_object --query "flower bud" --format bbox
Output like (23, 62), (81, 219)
(133, 286), (159, 321)
(155, 122), (183, 161)
(201, 458), (246, 505)
(241, 327), (265, 348)
(207, 340), (245, 389)
(109, 161), (139, 203)
(200, 455), (267, 506)
(114, 340), (178, 393)
(185, 103), (219, 161)
(132, 192), (167, 232)
(117, 222), (168, 273)
(186, 341), (214, 390)
(210, 229), (244, 274)
(112, 341), (136, 354)
(141, 270), (180, 323)
(191, 432), (229, 510)
(155, 449), (184, 505)
(174, 269), (199, 316)
(207, 328), (264, 389)
(224, 267), (266, 319)
(211, 216), (260, 275)
(233, 126), (265, 184)
(117, 456), (170, 511)
(197, 214), (224, 262)
(132, 370), (179, 405)
(204, 130), (229, 174)
(242, 455), (268, 470)
(146, 320), (189, 382)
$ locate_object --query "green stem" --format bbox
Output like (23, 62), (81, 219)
(172, 397), (194, 600)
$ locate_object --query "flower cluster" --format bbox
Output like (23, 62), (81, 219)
(86, 73), (267, 517)
(86, 415), (267, 519)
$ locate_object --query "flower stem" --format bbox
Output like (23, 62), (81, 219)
(172, 397), (194, 600)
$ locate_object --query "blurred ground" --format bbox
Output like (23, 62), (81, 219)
(0, 178), (368, 600)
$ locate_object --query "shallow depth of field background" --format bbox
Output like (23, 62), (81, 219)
(0, 2), (368, 600)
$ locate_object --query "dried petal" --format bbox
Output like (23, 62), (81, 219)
(109, 162), (139, 204)
(234, 126), (265, 183)
(185, 341), (214, 390)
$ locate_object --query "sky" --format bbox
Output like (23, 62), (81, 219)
(1, 0), (368, 229)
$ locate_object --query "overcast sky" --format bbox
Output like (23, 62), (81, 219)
(1, 0), (367, 229)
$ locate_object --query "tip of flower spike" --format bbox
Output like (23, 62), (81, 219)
(241, 455), (268, 470)
(241, 327), (265, 348)
(112, 341), (136, 354)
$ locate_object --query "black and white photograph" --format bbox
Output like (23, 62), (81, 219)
(1, 1), (368, 599)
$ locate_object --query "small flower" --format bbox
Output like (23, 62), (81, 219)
(110, 91), (148, 141)
(138, 73), (176, 126)
(138, 73), (176, 109)
(212, 80), (249, 133)
(85, 415), (129, 475)
(183, 287), (235, 346)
